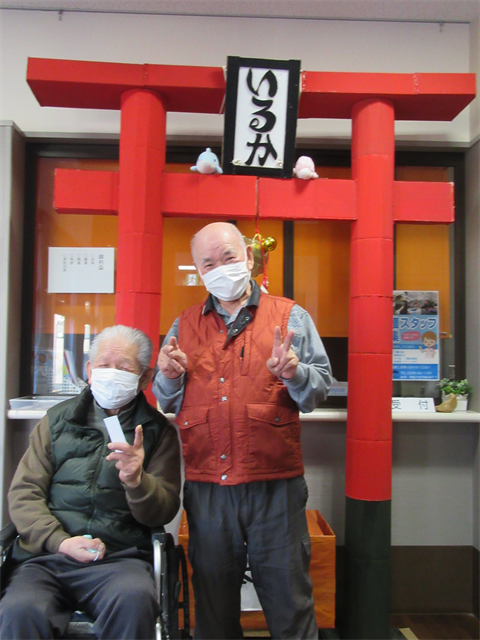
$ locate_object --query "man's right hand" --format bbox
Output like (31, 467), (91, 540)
(58, 536), (106, 563)
(157, 336), (187, 379)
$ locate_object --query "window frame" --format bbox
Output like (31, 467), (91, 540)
(19, 143), (466, 396)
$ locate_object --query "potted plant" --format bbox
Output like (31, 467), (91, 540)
(438, 378), (473, 411)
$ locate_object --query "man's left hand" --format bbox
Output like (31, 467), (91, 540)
(106, 424), (144, 488)
(266, 326), (299, 380)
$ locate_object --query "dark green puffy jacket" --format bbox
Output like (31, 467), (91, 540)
(46, 387), (169, 554)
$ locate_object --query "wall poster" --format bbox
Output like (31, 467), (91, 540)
(393, 290), (439, 381)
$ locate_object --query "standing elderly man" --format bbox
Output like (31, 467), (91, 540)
(153, 222), (332, 640)
(0, 325), (181, 640)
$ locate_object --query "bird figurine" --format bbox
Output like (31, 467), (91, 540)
(293, 156), (319, 180)
(190, 148), (223, 174)
(435, 393), (457, 413)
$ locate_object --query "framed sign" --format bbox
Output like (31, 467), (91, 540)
(222, 56), (301, 177)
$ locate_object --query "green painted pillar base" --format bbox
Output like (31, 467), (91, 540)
(340, 497), (392, 640)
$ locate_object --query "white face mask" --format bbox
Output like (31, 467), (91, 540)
(90, 368), (140, 410)
(201, 259), (251, 302)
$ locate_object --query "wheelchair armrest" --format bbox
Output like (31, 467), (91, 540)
(1, 523), (17, 563)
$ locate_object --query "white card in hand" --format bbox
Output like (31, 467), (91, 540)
(103, 416), (127, 444)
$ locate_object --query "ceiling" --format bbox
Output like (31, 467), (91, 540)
(1, 0), (479, 23)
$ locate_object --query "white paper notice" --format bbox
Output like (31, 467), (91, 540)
(103, 416), (127, 444)
(48, 247), (115, 294)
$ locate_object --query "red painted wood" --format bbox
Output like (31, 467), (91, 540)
(393, 181), (454, 223)
(347, 99), (395, 502)
(352, 155), (394, 241)
(54, 169), (119, 215)
(350, 238), (394, 298)
(27, 58), (225, 113)
(348, 297), (394, 355)
(116, 233), (163, 293)
(54, 169), (455, 228)
(115, 291), (162, 349)
(115, 90), (166, 373)
(345, 439), (392, 502)
(347, 354), (393, 441)
(258, 177), (357, 220)
(161, 173), (257, 218)
(300, 71), (476, 120)
(27, 58), (475, 120)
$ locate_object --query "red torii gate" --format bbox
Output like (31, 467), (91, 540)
(27, 57), (475, 639)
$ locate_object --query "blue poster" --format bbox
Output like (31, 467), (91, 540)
(393, 291), (439, 381)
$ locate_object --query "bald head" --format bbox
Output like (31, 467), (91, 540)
(191, 223), (249, 275)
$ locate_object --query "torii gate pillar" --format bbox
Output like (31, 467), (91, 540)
(344, 99), (395, 638)
(116, 89), (166, 341)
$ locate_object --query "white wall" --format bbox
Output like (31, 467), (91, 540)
(0, 9), (472, 144)
(470, 17), (480, 142)
(465, 141), (480, 552)
(0, 123), (25, 524)
(302, 421), (478, 547)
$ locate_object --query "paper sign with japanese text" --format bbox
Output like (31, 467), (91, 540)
(48, 247), (115, 294)
(222, 56), (300, 177)
(393, 290), (439, 381)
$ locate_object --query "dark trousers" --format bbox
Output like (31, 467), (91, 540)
(183, 476), (317, 640)
(0, 552), (158, 639)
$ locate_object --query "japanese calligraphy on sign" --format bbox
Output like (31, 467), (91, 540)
(393, 290), (439, 381)
(48, 247), (115, 293)
(222, 56), (301, 177)
(391, 397), (435, 412)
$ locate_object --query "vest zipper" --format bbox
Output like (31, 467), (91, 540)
(87, 430), (108, 535)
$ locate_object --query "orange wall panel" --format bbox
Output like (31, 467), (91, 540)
(294, 220), (351, 337)
(395, 166), (451, 337)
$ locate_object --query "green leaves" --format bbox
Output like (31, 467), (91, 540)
(438, 378), (473, 396)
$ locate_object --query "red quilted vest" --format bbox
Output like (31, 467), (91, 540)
(176, 293), (304, 484)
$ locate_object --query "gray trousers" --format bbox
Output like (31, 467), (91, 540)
(0, 551), (158, 639)
(183, 476), (317, 640)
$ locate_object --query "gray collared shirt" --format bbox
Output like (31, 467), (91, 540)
(153, 282), (332, 414)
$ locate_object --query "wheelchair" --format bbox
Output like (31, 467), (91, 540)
(0, 522), (191, 640)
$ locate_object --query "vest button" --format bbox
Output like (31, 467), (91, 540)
(220, 377), (225, 383)
(221, 474), (227, 481)
(220, 454), (227, 460)
(184, 421), (188, 426)
(221, 396), (227, 401)
(220, 329), (224, 333)
(275, 417), (280, 422)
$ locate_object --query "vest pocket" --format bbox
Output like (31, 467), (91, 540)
(177, 406), (216, 472)
(246, 403), (302, 471)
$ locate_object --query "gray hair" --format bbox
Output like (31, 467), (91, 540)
(89, 325), (152, 370)
(191, 222), (246, 265)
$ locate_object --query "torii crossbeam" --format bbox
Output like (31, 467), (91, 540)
(27, 57), (475, 639)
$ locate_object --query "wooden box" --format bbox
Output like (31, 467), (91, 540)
(177, 508), (335, 631)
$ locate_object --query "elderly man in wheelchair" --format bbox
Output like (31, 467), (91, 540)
(0, 325), (182, 640)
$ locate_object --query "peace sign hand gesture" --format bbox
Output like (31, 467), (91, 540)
(266, 326), (299, 380)
(106, 424), (145, 488)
